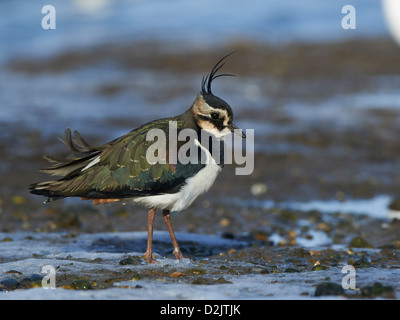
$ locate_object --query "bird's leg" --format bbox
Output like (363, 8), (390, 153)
(162, 209), (184, 260)
(144, 207), (157, 263)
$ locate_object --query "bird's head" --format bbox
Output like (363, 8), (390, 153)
(191, 52), (245, 139)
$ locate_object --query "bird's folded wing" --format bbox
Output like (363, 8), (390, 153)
(32, 117), (205, 200)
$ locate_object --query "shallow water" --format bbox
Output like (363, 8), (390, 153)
(0, 0), (389, 62)
(0, 231), (399, 299)
(232, 195), (400, 220)
(1, 1), (400, 300)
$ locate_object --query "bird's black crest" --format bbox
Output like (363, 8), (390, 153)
(201, 51), (236, 95)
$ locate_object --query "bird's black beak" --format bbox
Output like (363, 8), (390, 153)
(228, 123), (246, 139)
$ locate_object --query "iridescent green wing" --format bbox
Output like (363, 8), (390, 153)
(85, 117), (205, 197)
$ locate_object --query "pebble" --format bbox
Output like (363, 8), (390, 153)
(69, 279), (93, 290)
(284, 268), (300, 273)
(361, 282), (395, 299)
(312, 265), (329, 271)
(29, 274), (44, 282)
(191, 277), (232, 285)
(5, 270), (23, 275)
(349, 236), (373, 248)
(12, 195), (25, 205)
(251, 268), (270, 274)
(0, 278), (19, 291)
(129, 272), (142, 281)
(280, 209), (298, 222)
(170, 272), (185, 278)
(314, 282), (344, 297)
(388, 199), (400, 211)
(250, 183), (268, 196)
(352, 256), (371, 268)
(119, 256), (142, 265)
(18, 278), (34, 289)
(219, 218), (230, 227)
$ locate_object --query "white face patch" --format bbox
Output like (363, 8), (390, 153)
(200, 126), (231, 139)
(192, 94), (231, 138)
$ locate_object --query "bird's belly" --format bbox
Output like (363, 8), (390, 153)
(132, 162), (222, 212)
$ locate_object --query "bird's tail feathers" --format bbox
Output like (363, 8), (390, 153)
(29, 128), (101, 202)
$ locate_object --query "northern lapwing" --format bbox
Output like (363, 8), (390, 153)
(30, 52), (245, 263)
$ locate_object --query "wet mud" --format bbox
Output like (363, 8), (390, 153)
(1, 37), (400, 298)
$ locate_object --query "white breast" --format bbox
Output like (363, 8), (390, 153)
(132, 139), (221, 212)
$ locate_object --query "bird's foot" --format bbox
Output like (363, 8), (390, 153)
(143, 251), (157, 263)
(173, 248), (185, 260)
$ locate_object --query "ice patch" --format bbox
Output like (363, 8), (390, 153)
(295, 230), (332, 247)
(232, 195), (400, 220)
(284, 195), (399, 220)
(1, 268), (399, 300)
(0, 231), (398, 299)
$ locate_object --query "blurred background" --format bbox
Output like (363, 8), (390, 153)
(0, 0), (400, 246)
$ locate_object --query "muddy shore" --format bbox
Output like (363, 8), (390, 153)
(0, 37), (400, 298)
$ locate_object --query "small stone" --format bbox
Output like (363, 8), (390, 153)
(315, 282), (344, 297)
(119, 256), (141, 265)
(188, 268), (206, 275)
(280, 209), (298, 222)
(219, 218), (230, 227)
(361, 282), (396, 299)
(0, 278), (19, 290)
(5, 270), (23, 275)
(349, 236), (373, 248)
(284, 268), (300, 273)
(214, 277), (232, 284)
(253, 231), (269, 242)
(388, 199), (400, 211)
(18, 278), (33, 289)
(352, 256), (371, 268)
(12, 195), (25, 205)
(392, 240), (400, 249)
(191, 277), (209, 285)
(191, 277), (232, 285)
(312, 265), (329, 271)
(29, 274), (44, 282)
(56, 211), (80, 228)
(69, 279), (93, 290)
(30, 280), (43, 288)
(221, 232), (235, 239)
(130, 273), (142, 281)
(251, 183), (268, 196)
(170, 272), (185, 278)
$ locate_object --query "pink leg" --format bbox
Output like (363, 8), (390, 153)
(162, 209), (184, 260)
(143, 208), (156, 263)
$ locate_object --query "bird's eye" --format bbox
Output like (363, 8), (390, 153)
(210, 112), (219, 119)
